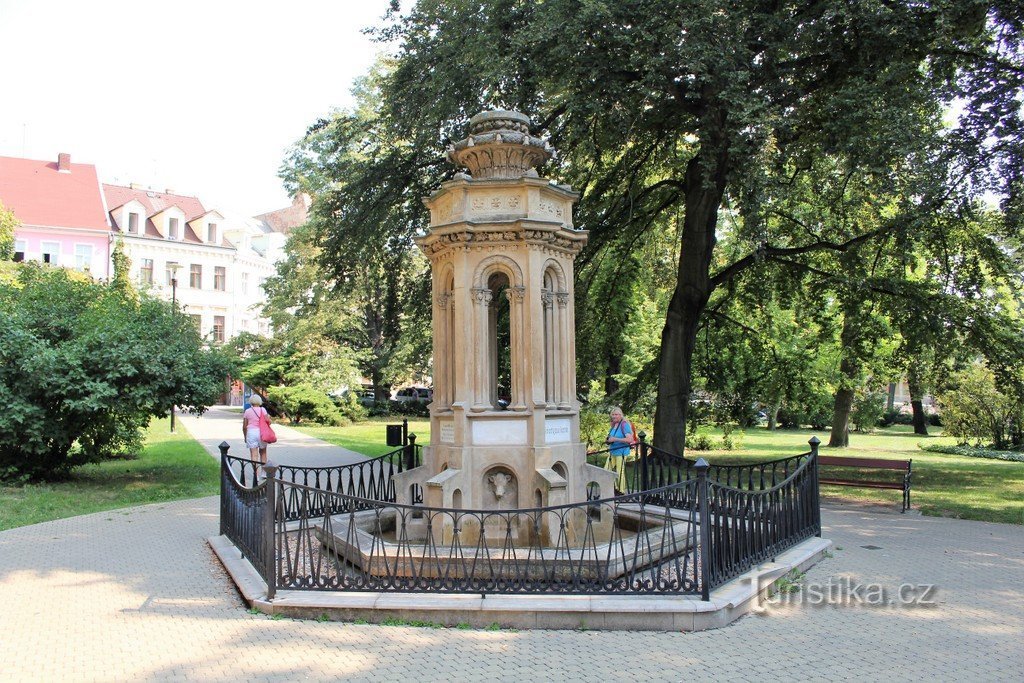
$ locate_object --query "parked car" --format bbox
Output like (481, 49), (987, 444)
(394, 387), (433, 403)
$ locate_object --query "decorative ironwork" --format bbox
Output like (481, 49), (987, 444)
(219, 437), (821, 601)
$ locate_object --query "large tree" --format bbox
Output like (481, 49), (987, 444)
(299, 1), (1022, 452)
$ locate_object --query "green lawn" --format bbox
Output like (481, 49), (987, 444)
(294, 417), (431, 457)
(303, 419), (1022, 525)
(681, 425), (1024, 525)
(0, 418), (218, 531)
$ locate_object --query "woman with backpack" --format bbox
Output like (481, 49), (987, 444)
(605, 406), (635, 493)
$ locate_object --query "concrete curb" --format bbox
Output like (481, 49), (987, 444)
(209, 534), (832, 631)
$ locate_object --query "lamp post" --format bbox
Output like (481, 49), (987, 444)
(167, 261), (181, 433)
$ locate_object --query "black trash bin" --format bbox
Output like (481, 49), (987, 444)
(386, 424), (404, 447)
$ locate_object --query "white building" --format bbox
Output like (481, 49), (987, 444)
(103, 184), (294, 341)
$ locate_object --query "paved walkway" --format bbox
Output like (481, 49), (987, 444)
(179, 405), (368, 467)
(1, 494), (1021, 681)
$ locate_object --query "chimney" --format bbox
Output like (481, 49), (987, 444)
(130, 182), (144, 190)
(164, 188), (175, 194)
(57, 153), (71, 173)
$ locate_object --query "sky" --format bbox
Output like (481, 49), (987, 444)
(0, 0), (394, 216)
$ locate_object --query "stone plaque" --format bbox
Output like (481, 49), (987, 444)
(439, 421), (454, 443)
(472, 419), (527, 445)
(545, 418), (571, 444)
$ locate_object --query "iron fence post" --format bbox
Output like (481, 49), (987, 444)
(808, 436), (821, 537)
(402, 418), (409, 447)
(638, 430), (649, 492)
(406, 433), (417, 471)
(263, 461), (278, 601)
(695, 457), (712, 601)
(218, 441), (230, 536)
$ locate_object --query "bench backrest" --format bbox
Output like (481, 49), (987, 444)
(817, 455), (911, 470)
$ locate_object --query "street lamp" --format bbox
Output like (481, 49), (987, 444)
(167, 261), (181, 433)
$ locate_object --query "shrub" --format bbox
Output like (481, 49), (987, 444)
(688, 432), (715, 451)
(919, 443), (1024, 462)
(938, 362), (1023, 449)
(387, 399), (430, 417)
(331, 392), (368, 422)
(851, 391), (886, 433)
(267, 384), (346, 425)
(0, 264), (231, 482)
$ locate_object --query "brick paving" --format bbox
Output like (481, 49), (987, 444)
(1, 495), (1021, 682)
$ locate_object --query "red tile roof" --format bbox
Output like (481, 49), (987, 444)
(103, 184), (206, 222)
(102, 184), (233, 246)
(0, 154), (109, 230)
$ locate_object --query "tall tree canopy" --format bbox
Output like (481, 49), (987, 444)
(290, 0), (1023, 451)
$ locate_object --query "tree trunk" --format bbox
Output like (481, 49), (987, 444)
(829, 310), (860, 448)
(653, 131), (729, 454)
(886, 383), (896, 411)
(907, 368), (928, 435)
(767, 402), (780, 431)
(829, 383), (855, 447)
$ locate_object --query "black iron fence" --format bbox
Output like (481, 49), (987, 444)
(219, 437), (821, 600)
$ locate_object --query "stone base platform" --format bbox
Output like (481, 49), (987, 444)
(209, 534), (832, 631)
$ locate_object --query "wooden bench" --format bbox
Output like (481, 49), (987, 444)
(816, 456), (912, 512)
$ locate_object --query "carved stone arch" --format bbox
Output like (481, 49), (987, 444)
(541, 258), (567, 293)
(473, 254), (524, 289)
(437, 262), (456, 292)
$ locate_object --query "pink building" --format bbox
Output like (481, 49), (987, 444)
(0, 153), (111, 277)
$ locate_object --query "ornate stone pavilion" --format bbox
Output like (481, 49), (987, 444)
(394, 110), (615, 529)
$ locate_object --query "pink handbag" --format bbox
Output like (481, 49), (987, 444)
(257, 408), (277, 444)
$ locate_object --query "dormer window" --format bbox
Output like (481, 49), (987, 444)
(207, 223), (218, 243)
(168, 217), (180, 240)
(128, 212), (139, 234)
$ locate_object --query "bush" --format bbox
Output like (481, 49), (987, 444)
(851, 391), (886, 433)
(331, 392), (368, 422)
(0, 264), (230, 482)
(267, 384), (347, 425)
(387, 399), (430, 417)
(688, 432), (715, 451)
(938, 362), (1023, 449)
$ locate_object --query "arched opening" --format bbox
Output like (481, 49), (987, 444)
(487, 271), (512, 409)
(541, 263), (567, 410)
(534, 488), (543, 508)
(452, 488), (462, 509)
(552, 462), (567, 480)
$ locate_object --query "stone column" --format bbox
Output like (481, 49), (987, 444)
(435, 292), (450, 409)
(556, 292), (571, 410)
(471, 287), (493, 411)
(447, 296), (456, 407)
(541, 289), (554, 407)
(507, 286), (527, 411)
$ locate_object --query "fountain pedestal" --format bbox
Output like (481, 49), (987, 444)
(393, 110), (614, 545)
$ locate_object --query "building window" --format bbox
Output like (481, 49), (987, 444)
(213, 315), (225, 343)
(207, 223), (218, 243)
(41, 241), (59, 265)
(128, 212), (140, 234)
(168, 217), (180, 240)
(139, 258), (154, 284)
(13, 239), (26, 262)
(189, 264), (202, 288)
(74, 244), (93, 272)
(240, 272), (249, 295)
(214, 266), (226, 291)
(190, 314), (202, 333)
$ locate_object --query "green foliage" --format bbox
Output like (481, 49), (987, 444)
(919, 444), (1024, 463)
(938, 362), (1024, 450)
(0, 263), (231, 481)
(110, 238), (136, 301)
(267, 383), (346, 425)
(689, 432), (714, 451)
(0, 201), (17, 261)
(851, 391), (887, 433)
